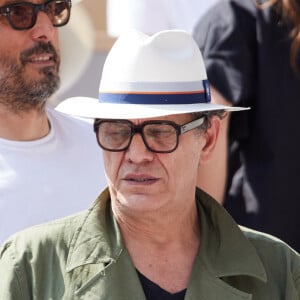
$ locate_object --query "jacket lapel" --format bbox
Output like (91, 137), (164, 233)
(71, 249), (147, 300)
(185, 254), (253, 300)
(195, 189), (267, 281)
(187, 189), (267, 299)
(65, 189), (146, 299)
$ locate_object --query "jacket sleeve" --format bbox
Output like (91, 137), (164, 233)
(293, 255), (300, 298)
(0, 241), (31, 300)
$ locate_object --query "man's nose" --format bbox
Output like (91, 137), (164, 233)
(125, 133), (154, 163)
(30, 11), (56, 42)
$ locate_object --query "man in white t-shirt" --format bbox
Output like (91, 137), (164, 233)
(107, 0), (219, 36)
(0, 0), (106, 243)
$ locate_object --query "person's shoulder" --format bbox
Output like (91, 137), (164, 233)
(215, 0), (256, 13)
(240, 225), (300, 264)
(46, 106), (94, 133)
(193, 0), (257, 51)
(0, 209), (92, 296)
(240, 225), (290, 244)
(0, 210), (87, 261)
(240, 226), (300, 292)
(195, 0), (256, 26)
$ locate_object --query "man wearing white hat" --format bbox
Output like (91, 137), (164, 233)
(0, 0), (106, 244)
(1, 30), (299, 299)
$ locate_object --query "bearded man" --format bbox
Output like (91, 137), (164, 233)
(0, 0), (105, 243)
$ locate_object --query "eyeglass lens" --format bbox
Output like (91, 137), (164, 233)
(1, 0), (70, 30)
(97, 121), (179, 153)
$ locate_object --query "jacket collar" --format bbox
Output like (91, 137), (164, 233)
(66, 188), (123, 272)
(195, 188), (267, 281)
(66, 188), (267, 297)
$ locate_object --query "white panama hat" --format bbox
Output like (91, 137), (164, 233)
(56, 29), (248, 119)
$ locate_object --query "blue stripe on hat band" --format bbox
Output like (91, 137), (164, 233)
(99, 91), (210, 104)
(98, 80), (211, 104)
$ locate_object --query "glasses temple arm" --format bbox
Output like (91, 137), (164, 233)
(180, 117), (205, 134)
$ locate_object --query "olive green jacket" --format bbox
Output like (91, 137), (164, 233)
(1, 188), (300, 299)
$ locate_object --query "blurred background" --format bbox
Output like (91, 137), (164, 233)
(54, 0), (115, 104)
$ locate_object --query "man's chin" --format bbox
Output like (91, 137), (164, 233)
(32, 65), (59, 78)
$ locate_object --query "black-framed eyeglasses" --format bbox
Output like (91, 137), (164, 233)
(0, 0), (71, 30)
(93, 117), (205, 153)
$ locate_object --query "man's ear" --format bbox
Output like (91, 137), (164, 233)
(199, 117), (221, 164)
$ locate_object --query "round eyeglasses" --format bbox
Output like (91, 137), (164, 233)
(0, 0), (71, 30)
(93, 117), (205, 154)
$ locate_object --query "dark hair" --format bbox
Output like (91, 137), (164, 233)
(192, 110), (226, 132)
(258, 0), (300, 73)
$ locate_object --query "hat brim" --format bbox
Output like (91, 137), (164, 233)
(56, 97), (249, 119)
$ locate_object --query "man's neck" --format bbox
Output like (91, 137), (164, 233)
(118, 210), (201, 294)
(0, 105), (50, 141)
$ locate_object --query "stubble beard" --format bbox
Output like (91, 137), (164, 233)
(0, 42), (61, 113)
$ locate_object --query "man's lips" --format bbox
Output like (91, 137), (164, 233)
(123, 174), (158, 184)
(27, 54), (55, 65)
(20, 42), (59, 67)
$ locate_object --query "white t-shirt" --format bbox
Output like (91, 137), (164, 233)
(107, 0), (219, 36)
(0, 107), (106, 244)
